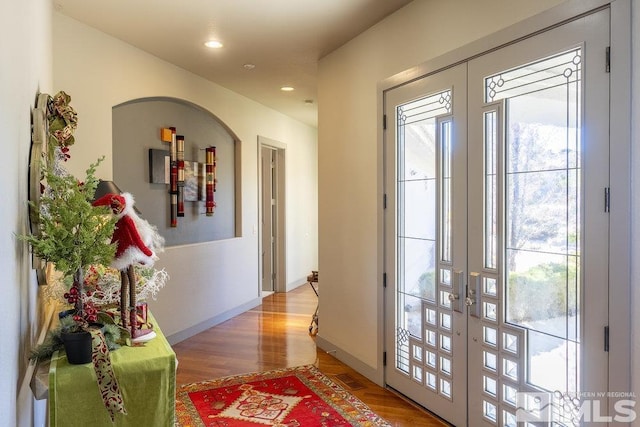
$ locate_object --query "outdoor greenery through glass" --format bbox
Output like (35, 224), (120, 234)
(396, 89), (452, 373)
(485, 48), (582, 393)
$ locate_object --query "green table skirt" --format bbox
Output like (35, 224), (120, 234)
(49, 313), (176, 426)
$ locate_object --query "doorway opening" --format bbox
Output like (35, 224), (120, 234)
(259, 136), (286, 295)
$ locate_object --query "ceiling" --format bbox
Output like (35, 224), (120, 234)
(54, 0), (413, 128)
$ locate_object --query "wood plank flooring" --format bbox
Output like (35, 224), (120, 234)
(172, 284), (446, 426)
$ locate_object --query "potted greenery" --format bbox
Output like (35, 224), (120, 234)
(23, 157), (118, 363)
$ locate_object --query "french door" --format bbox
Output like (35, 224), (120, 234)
(384, 8), (610, 426)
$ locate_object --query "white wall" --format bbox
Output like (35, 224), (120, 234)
(1, 0), (52, 426)
(52, 13), (318, 340)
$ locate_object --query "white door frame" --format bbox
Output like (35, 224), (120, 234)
(258, 135), (287, 294)
(378, 0), (631, 414)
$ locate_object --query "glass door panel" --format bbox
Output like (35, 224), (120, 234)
(385, 63), (467, 427)
(467, 9), (609, 426)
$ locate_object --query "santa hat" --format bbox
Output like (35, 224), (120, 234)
(92, 192), (136, 218)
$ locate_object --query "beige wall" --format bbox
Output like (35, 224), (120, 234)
(52, 13), (318, 339)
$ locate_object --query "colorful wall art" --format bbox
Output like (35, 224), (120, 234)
(113, 97), (236, 246)
(153, 127), (217, 227)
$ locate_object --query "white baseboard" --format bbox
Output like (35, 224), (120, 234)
(315, 335), (384, 386)
(166, 298), (262, 345)
(286, 278), (308, 292)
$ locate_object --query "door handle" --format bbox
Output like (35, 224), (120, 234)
(450, 270), (465, 313)
(467, 272), (481, 317)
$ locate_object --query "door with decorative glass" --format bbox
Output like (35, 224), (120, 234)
(384, 8), (609, 426)
(384, 63), (468, 426)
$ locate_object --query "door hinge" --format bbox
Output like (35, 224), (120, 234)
(383, 114), (387, 130)
(605, 187), (610, 212)
(383, 272), (387, 288)
(604, 326), (610, 352)
(383, 351), (387, 366)
(605, 46), (610, 73)
(383, 193), (387, 209)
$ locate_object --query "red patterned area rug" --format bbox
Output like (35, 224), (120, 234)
(175, 365), (391, 426)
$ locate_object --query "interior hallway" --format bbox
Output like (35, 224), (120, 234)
(172, 284), (445, 426)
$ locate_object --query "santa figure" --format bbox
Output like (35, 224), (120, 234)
(93, 192), (164, 342)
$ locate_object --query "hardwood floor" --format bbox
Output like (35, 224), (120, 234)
(172, 284), (446, 426)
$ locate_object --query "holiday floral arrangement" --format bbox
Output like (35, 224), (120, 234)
(41, 264), (169, 312)
(23, 91), (169, 420)
(24, 155), (127, 353)
(31, 263), (169, 360)
(24, 92), (169, 354)
(25, 157), (117, 322)
(46, 91), (77, 171)
(24, 91), (114, 326)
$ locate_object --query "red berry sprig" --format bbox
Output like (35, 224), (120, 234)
(63, 285), (80, 305)
(60, 146), (70, 161)
(63, 284), (98, 323)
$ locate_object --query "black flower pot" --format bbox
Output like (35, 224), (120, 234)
(61, 330), (92, 364)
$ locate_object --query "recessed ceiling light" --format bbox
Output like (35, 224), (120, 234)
(280, 86), (295, 92)
(243, 63), (256, 70)
(204, 40), (223, 49)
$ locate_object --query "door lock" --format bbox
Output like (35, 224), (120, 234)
(468, 272), (481, 317)
(451, 270), (465, 313)
(465, 286), (476, 305)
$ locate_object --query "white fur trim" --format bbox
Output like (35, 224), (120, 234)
(112, 247), (156, 271)
(115, 193), (136, 219)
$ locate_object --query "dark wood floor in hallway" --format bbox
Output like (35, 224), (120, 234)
(172, 284), (446, 426)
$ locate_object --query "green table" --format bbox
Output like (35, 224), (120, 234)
(49, 314), (176, 426)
